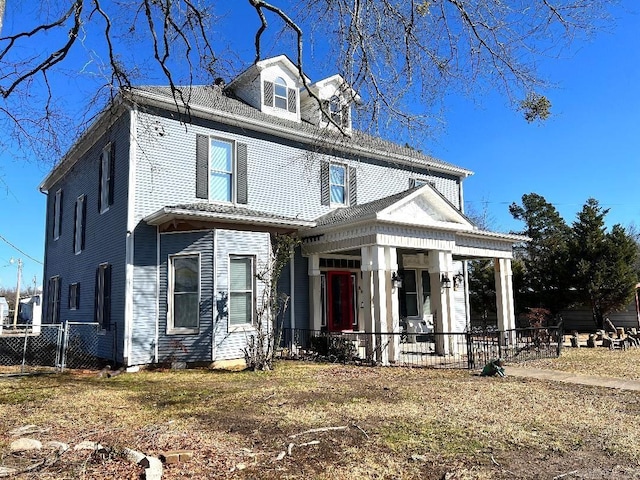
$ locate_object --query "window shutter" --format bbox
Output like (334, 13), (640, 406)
(47, 278), (53, 323)
(287, 88), (297, 113)
(409, 178), (416, 189)
(263, 80), (274, 107)
(58, 190), (63, 235)
(94, 267), (99, 323)
(55, 278), (61, 324)
(236, 143), (248, 204)
(108, 142), (116, 206)
(320, 162), (330, 206)
(80, 196), (87, 251)
(196, 134), (209, 199)
(72, 200), (78, 253)
(104, 265), (112, 331)
(76, 283), (80, 309)
(68, 284), (72, 309)
(98, 152), (103, 212)
(348, 166), (357, 206)
(341, 104), (350, 128)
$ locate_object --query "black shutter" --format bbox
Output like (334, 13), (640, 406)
(348, 166), (357, 206)
(320, 162), (330, 206)
(409, 178), (416, 189)
(98, 151), (103, 212)
(76, 283), (80, 309)
(94, 267), (99, 323)
(80, 196), (87, 251)
(196, 134), (209, 199)
(108, 142), (116, 206)
(236, 143), (248, 204)
(47, 278), (54, 323)
(104, 265), (112, 331)
(55, 278), (61, 324)
(72, 199), (78, 253)
(263, 80), (274, 107)
(287, 88), (297, 113)
(68, 284), (72, 309)
(58, 190), (63, 235)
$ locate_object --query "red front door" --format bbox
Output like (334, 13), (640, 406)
(327, 271), (355, 331)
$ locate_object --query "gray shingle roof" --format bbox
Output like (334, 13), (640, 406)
(168, 202), (311, 224)
(129, 85), (469, 175)
(313, 188), (419, 227)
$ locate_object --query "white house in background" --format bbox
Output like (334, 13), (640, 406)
(39, 54), (522, 367)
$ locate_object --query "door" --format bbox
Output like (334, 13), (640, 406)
(327, 271), (355, 331)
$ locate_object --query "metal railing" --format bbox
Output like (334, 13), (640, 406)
(0, 321), (112, 374)
(281, 324), (563, 370)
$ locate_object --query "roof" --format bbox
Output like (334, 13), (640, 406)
(127, 85), (473, 177)
(143, 202), (316, 229)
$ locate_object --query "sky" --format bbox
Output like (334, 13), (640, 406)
(0, 1), (638, 290)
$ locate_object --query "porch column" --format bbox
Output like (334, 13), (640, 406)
(371, 245), (389, 365)
(308, 255), (322, 331)
(360, 247), (376, 360)
(495, 258), (516, 345)
(429, 251), (454, 355)
(385, 247), (400, 364)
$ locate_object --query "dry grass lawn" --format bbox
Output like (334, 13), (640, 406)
(1, 351), (640, 479)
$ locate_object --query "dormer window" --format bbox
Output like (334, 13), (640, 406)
(322, 95), (351, 129)
(329, 96), (342, 125)
(263, 77), (298, 114)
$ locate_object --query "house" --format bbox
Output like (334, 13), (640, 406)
(39, 55), (523, 368)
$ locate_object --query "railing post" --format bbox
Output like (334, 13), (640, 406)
(466, 331), (474, 369)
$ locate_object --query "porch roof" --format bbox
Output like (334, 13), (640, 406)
(303, 184), (527, 258)
(144, 203), (316, 229)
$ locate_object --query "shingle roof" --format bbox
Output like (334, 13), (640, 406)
(129, 85), (470, 175)
(168, 202), (308, 224)
(313, 188), (419, 227)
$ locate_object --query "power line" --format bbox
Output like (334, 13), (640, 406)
(0, 234), (43, 265)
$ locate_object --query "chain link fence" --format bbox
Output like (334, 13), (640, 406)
(0, 322), (108, 375)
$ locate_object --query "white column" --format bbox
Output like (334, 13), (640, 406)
(371, 246), (389, 365)
(429, 251), (454, 355)
(308, 255), (322, 331)
(385, 247), (400, 363)
(360, 247), (376, 360)
(495, 258), (516, 344)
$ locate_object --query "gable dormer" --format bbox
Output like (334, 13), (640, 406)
(225, 55), (307, 123)
(300, 74), (360, 133)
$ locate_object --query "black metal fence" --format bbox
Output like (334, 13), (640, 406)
(281, 324), (563, 370)
(0, 321), (111, 374)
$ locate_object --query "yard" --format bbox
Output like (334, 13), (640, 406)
(1, 349), (640, 479)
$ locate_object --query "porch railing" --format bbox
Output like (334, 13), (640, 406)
(281, 324), (563, 370)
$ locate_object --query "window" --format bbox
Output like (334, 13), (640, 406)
(399, 270), (418, 317)
(412, 178), (435, 188)
(329, 96), (342, 125)
(321, 162), (356, 207)
(168, 255), (200, 333)
(69, 283), (80, 310)
(73, 194), (86, 254)
(99, 143), (114, 213)
(196, 135), (248, 204)
(95, 263), (111, 330)
(229, 256), (254, 326)
(47, 276), (61, 323)
(274, 77), (288, 110)
(263, 77), (297, 113)
(52, 189), (62, 240)
(330, 164), (346, 204)
(210, 139), (233, 202)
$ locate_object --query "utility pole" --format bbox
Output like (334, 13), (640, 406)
(12, 258), (22, 328)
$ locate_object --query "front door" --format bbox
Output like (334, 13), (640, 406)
(327, 271), (355, 331)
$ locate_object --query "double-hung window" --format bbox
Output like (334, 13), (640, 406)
(263, 76), (297, 113)
(168, 254), (200, 333)
(229, 256), (254, 327)
(73, 194), (86, 254)
(47, 276), (61, 323)
(99, 143), (114, 213)
(274, 77), (288, 110)
(95, 263), (111, 330)
(330, 164), (346, 205)
(52, 189), (62, 240)
(69, 282), (80, 310)
(196, 135), (248, 204)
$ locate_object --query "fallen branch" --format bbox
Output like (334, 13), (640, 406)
(491, 455), (500, 467)
(352, 423), (369, 439)
(297, 440), (320, 447)
(289, 425), (348, 438)
(553, 471), (578, 480)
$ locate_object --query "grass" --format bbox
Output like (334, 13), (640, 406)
(1, 353), (640, 479)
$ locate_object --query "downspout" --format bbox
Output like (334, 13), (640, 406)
(124, 106), (138, 367)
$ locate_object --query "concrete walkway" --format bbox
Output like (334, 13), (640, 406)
(507, 366), (640, 391)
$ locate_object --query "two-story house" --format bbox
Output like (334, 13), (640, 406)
(39, 55), (521, 368)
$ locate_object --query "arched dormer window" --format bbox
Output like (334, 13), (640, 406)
(263, 76), (298, 113)
(274, 77), (288, 110)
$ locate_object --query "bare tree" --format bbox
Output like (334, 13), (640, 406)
(0, 0), (618, 160)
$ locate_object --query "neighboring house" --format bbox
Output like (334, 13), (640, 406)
(39, 55), (523, 368)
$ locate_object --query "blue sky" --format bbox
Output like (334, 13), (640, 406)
(0, 1), (638, 289)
